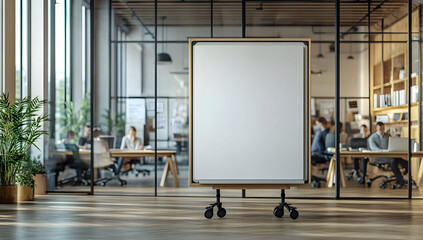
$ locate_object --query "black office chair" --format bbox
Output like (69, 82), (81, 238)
(58, 144), (89, 186)
(365, 162), (398, 189)
(311, 133), (335, 188)
(345, 138), (368, 182)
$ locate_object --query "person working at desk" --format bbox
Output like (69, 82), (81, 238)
(367, 122), (408, 187)
(311, 117), (330, 164)
(115, 126), (144, 175)
(79, 125), (92, 149)
(360, 124), (370, 138)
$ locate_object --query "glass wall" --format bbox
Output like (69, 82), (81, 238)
(25, 0), (423, 198)
(45, 0), (92, 193)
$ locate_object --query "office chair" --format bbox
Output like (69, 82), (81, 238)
(58, 144), (89, 186)
(93, 139), (127, 186)
(311, 133), (335, 188)
(365, 162), (399, 189)
(345, 138), (368, 182)
(120, 159), (151, 177)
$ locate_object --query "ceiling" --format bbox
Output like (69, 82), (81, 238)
(111, 0), (411, 27)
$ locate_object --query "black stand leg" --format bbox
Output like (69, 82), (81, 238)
(273, 189), (299, 219)
(204, 189), (227, 219)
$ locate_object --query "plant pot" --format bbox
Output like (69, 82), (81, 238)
(17, 186), (34, 201)
(34, 174), (47, 195)
(0, 185), (17, 204)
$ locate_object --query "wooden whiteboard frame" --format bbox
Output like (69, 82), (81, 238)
(189, 38), (311, 188)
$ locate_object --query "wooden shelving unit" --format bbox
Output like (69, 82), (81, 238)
(370, 16), (421, 141)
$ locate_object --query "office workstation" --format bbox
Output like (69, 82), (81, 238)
(3, 0), (423, 239)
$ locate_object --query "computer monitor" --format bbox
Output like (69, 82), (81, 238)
(350, 138), (367, 149)
(100, 136), (116, 149)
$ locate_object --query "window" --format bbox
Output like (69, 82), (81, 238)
(81, 3), (90, 95)
(0, 2), (3, 91)
(15, 0), (30, 100)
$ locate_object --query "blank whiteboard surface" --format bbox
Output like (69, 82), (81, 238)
(192, 41), (308, 184)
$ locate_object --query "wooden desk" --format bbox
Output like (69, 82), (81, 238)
(331, 151), (423, 187)
(57, 149), (179, 187)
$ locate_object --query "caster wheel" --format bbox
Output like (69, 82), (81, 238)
(135, 174), (139, 177)
(204, 209), (213, 219)
(391, 185), (396, 189)
(366, 180), (372, 187)
(123, 180), (127, 185)
(311, 181), (320, 188)
(357, 177), (364, 184)
(143, 173), (147, 176)
(101, 183), (106, 187)
(346, 174), (352, 181)
(273, 207), (284, 218)
(290, 210), (299, 220)
(120, 182), (125, 186)
(217, 208), (226, 218)
(380, 183), (387, 189)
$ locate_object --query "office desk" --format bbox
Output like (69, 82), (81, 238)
(328, 151), (423, 187)
(57, 149), (179, 187)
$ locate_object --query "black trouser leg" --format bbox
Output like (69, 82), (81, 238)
(390, 158), (406, 185)
(353, 158), (359, 172)
(116, 157), (124, 175)
(361, 158), (368, 177)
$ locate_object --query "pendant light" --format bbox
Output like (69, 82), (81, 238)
(347, 35), (354, 60)
(158, 16), (172, 64)
(317, 28), (324, 58)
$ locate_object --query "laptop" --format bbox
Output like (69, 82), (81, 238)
(385, 137), (408, 152)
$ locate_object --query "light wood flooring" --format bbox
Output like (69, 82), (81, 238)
(1, 192), (423, 240)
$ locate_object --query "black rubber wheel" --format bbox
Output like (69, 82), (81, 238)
(346, 174), (352, 181)
(135, 174), (139, 177)
(273, 207), (284, 218)
(101, 182), (106, 187)
(204, 209), (213, 219)
(290, 210), (299, 220)
(380, 182), (387, 189)
(217, 208), (226, 218)
(123, 180), (127, 185)
(366, 180), (372, 187)
(311, 181), (320, 188)
(391, 184), (396, 189)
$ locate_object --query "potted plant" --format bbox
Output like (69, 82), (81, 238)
(0, 94), (48, 203)
(16, 156), (45, 201)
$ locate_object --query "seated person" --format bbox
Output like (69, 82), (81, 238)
(79, 125), (92, 149)
(116, 126), (144, 175)
(121, 126), (144, 150)
(63, 130), (76, 144)
(366, 122), (408, 187)
(311, 117), (330, 164)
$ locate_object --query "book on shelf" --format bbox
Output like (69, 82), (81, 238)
(373, 94), (378, 108)
(410, 86), (419, 103)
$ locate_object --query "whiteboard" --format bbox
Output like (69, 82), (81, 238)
(191, 40), (309, 184)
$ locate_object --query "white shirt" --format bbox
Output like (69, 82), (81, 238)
(120, 135), (144, 150)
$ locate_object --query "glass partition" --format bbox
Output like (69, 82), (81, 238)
(45, 0), (92, 193)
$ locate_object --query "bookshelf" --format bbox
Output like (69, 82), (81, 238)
(371, 33), (420, 141)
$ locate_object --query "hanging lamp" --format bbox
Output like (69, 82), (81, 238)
(317, 29), (324, 58)
(158, 16), (172, 64)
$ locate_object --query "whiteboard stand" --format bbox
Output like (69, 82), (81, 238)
(189, 38), (311, 220)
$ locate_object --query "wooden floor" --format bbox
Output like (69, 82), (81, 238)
(1, 191), (423, 239)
